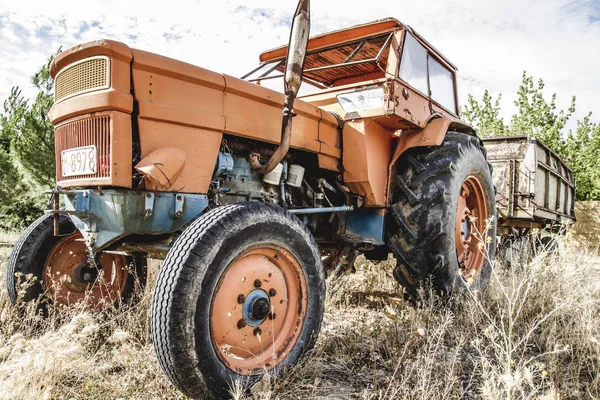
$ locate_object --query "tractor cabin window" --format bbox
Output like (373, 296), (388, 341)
(399, 32), (457, 114)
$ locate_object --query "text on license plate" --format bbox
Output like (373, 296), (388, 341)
(61, 146), (97, 177)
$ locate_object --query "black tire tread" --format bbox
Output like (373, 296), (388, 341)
(387, 132), (496, 299)
(7, 215), (75, 304)
(151, 202), (325, 398)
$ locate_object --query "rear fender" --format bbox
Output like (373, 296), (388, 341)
(386, 116), (474, 205)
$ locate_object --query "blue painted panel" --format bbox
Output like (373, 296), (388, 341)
(63, 189), (208, 252)
(341, 208), (385, 245)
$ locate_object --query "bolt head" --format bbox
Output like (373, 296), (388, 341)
(237, 294), (246, 304)
(253, 327), (262, 336)
(268, 288), (277, 297)
(268, 312), (277, 320)
(237, 319), (247, 329)
(254, 279), (262, 288)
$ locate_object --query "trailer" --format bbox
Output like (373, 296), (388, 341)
(482, 135), (576, 238)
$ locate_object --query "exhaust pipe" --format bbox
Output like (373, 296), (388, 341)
(249, 0), (310, 174)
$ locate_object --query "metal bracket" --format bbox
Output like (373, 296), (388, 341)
(174, 194), (185, 218)
(144, 192), (155, 218)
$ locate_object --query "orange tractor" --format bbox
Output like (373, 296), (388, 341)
(7, 1), (496, 397)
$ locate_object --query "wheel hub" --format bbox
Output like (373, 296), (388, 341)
(455, 175), (489, 282)
(243, 290), (270, 325)
(79, 265), (99, 283)
(210, 246), (306, 375)
(43, 232), (129, 309)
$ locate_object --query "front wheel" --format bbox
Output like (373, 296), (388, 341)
(151, 202), (325, 399)
(387, 131), (497, 300)
(7, 214), (146, 310)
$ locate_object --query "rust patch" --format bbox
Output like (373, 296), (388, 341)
(43, 232), (129, 309)
(456, 175), (489, 283)
(209, 245), (307, 375)
(402, 87), (409, 100)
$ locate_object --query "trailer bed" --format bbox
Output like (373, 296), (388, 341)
(482, 136), (576, 232)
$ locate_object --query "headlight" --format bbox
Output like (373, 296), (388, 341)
(336, 87), (385, 113)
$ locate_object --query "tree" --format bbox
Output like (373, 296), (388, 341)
(0, 55), (56, 229)
(462, 91), (507, 137)
(0, 147), (43, 230)
(564, 115), (600, 200)
(0, 54), (56, 188)
(463, 72), (576, 154)
(463, 71), (598, 201)
(509, 72), (576, 154)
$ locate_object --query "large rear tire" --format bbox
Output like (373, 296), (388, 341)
(151, 202), (325, 399)
(7, 214), (146, 310)
(387, 132), (497, 300)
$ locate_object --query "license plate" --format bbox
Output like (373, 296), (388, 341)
(61, 146), (97, 177)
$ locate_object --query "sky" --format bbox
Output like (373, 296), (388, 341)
(1, 0), (599, 131)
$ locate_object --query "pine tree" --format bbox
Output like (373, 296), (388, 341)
(0, 55), (56, 229)
(0, 54), (56, 188)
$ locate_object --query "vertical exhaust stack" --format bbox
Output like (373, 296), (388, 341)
(249, 0), (310, 174)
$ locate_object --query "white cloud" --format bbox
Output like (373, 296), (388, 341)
(1, 0), (599, 130)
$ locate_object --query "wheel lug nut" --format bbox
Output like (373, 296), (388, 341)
(237, 319), (247, 329)
(268, 312), (276, 320)
(254, 327), (262, 336)
(268, 288), (277, 297)
(254, 279), (262, 288)
(237, 294), (246, 304)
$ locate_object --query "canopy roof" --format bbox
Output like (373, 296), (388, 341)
(258, 19), (400, 87)
(257, 18), (456, 88)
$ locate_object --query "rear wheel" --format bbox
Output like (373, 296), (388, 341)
(151, 202), (325, 399)
(7, 214), (146, 310)
(387, 131), (497, 300)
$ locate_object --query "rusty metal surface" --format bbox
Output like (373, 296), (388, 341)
(210, 245), (307, 375)
(260, 18), (402, 62)
(43, 232), (129, 309)
(482, 135), (576, 226)
(54, 111), (132, 188)
(49, 40), (133, 125)
(135, 147), (186, 190)
(342, 120), (394, 207)
(250, 0), (310, 175)
(50, 16), (473, 205)
(456, 175), (489, 282)
(263, 33), (391, 88)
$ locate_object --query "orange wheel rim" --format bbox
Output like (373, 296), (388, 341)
(210, 245), (307, 375)
(43, 232), (129, 309)
(455, 175), (489, 282)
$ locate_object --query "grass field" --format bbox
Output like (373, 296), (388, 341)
(0, 234), (598, 399)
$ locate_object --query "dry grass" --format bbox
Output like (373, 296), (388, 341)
(0, 237), (599, 400)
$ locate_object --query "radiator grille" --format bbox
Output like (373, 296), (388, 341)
(55, 115), (111, 180)
(54, 57), (110, 102)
